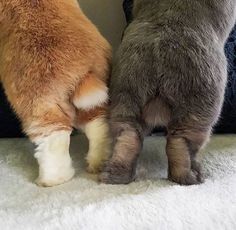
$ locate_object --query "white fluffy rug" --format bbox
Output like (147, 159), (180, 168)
(0, 134), (236, 230)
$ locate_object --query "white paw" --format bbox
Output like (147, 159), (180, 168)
(36, 166), (75, 187)
(83, 117), (111, 174)
(34, 131), (74, 187)
(86, 151), (107, 174)
(86, 163), (103, 174)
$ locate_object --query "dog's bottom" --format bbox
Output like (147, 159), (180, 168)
(100, 97), (212, 186)
(18, 75), (111, 187)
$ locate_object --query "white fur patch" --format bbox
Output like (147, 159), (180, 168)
(73, 87), (108, 110)
(34, 130), (75, 187)
(84, 117), (111, 173)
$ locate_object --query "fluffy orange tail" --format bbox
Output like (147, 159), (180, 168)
(72, 73), (108, 111)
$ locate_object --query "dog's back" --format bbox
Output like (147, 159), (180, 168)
(101, 0), (236, 185)
(112, 0), (236, 122)
(0, 0), (111, 125)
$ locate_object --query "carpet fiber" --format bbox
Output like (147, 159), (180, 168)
(0, 135), (236, 230)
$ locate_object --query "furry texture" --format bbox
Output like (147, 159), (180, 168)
(84, 117), (111, 173)
(123, 0), (236, 134)
(101, 0), (236, 185)
(0, 0), (112, 186)
(0, 135), (236, 229)
(34, 130), (75, 187)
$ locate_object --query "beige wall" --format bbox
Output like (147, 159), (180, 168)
(78, 0), (126, 51)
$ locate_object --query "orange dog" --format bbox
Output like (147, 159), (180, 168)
(0, 0), (111, 186)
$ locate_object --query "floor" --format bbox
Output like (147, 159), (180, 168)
(0, 134), (236, 230)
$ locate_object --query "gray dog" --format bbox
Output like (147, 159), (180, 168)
(100, 0), (236, 185)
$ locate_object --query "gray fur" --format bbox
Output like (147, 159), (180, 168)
(100, 0), (236, 185)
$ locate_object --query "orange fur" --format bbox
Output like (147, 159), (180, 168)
(0, 0), (112, 186)
(76, 106), (107, 126)
(0, 0), (112, 139)
(72, 72), (108, 110)
(74, 73), (107, 99)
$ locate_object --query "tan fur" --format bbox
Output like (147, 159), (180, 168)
(166, 137), (191, 180)
(0, 0), (112, 186)
(166, 129), (209, 185)
(84, 117), (111, 173)
(143, 97), (171, 127)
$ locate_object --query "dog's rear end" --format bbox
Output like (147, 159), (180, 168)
(100, 0), (236, 185)
(0, 0), (111, 186)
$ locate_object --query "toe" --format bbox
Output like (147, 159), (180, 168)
(169, 169), (203, 185)
(99, 161), (135, 184)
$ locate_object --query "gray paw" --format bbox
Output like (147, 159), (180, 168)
(169, 160), (204, 185)
(191, 160), (204, 183)
(99, 161), (136, 184)
(169, 168), (204, 185)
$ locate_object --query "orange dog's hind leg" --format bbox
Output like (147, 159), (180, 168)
(23, 102), (75, 187)
(73, 74), (111, 173)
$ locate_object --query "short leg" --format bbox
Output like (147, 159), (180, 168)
(72, 72), (111, 173)
(84, 116), (111, 173)
(100, 120), (143, 184)
(34, 130), (75, 187)
(186, 135), (209, 183)
(166, 129), (209, 185)
(23, 103), (75, 187)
